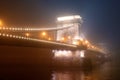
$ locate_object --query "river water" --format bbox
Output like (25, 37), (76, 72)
(0, 46), (120, 80)
(1, 55), (119, 80)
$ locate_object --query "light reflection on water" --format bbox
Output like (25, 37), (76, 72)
(51, 62), (113, 80)
(52, 71), (91, 80)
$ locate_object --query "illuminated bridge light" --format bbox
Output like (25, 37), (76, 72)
(48, 37), (51, 40)
(6, 27), (8, 30)
(80, 50), (85, 58)
(18, 36), (21, 39)
(25, 33), (30, 37)
(11, 28), (14, 30)
(85, 40), (89, 44)
(1, 24), (73, 31)
(53, 50), (73, 58)
(13, 35), (15, 38)
(2, 33), (5, 36)
(42, 31), (47, 36)
(9, 28), (12, 30)
(9, 35), (12, 37)
(57, 15), (81, 21)
(3, 27), (5, 30)
(6, 34), (9, 37)
(0, 20), (2, 26)
(68, 36), (71, 39)
(15, 36), (19, 38)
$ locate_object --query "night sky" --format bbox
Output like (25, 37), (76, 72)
(0, 0), (120, 52)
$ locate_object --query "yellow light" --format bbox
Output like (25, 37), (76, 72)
(80, 38), (83, 41)
(68, 36), (71, 39)
(25, 33), (30, 37)
(48, 37), (51, 40)
(0, 20), (2, 26)
(72, 41), (79, 45)
(42, 32), (46, 36)
(92, 46), (94, 49)
(61, 37), (65, 41)
(85, 40), (89, 44)
(87, 44), (90, 48)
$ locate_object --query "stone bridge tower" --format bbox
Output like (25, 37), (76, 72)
(56, 15), (83, 44)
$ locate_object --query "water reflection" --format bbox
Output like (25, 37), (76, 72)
(51, 62), (112, 80)
(52, 70), (93, 80)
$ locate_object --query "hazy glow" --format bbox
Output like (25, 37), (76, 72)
(53, 50), (72, 58)
(0, 20), (2, 26)
(48, 37), (51, 40)
(68, 36), (71, 39)
(80, 50), (85, 58)
(0, 24), (73, 31)
(80, 38), (83, 41)
(74, 36), (80, 40)
(61, 37), (65, 41)
(57, 15), (81, 21)
(72, 40), (79, 45)
(85, 40), (89, 44)
(25, 33), (30, 37)
(42, 32), (46, 36)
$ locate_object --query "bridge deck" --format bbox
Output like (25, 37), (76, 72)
(0, 36), (86, 50)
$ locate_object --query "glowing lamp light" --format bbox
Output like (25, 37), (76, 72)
(80, 38), (83, 41)
(42, 32), (46, 36)
(92, 46), (94, 49)
(48, 37), (51, 40)
(85, 40), (89, 44)
(68, 36), (71, 39)
(72, 41), (79, 45)
(25, 33), (30, 37)
(61, 37), (65, 41)
(0, 20), (2, 26)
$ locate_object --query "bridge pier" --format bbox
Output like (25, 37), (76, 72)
(52, 49), (106, 68)
(52, 49), (86, 67)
